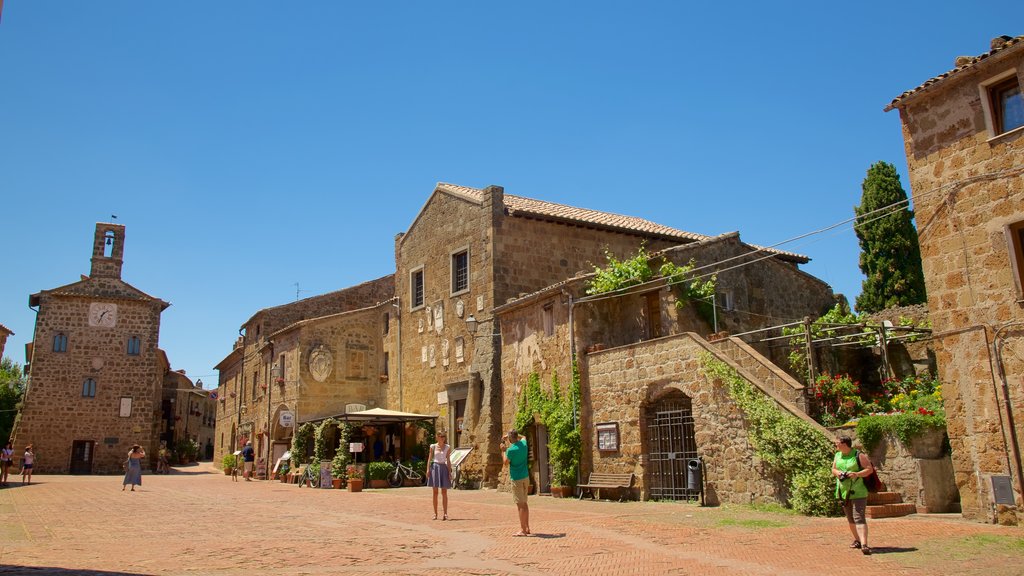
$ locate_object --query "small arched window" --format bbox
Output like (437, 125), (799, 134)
(53, 333), (68, 353)
(127, 336), (141, 356)
(82, 378), (97, 398)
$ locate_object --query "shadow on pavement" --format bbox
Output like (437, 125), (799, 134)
(530, 533), (566, 539)
(869, 546), (918, 554)
(0, 482), (42, 489)
(0, 566), (151, 575)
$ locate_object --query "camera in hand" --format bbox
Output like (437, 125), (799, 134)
(839, 472), (851, 480)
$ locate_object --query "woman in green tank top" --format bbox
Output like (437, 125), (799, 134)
(832, 436), (874, 555)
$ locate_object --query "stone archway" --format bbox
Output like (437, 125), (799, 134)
(643, 389), (699, 501)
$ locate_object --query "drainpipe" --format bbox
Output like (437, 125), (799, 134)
(236, 327), (245, 453)
(266, 341), (274, 478)
(563, 290), (582, 491)
(394, 298), (402, 411)
(993, 321), (1024, 504)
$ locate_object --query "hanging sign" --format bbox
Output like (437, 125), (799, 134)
(279, 411), (294, 428)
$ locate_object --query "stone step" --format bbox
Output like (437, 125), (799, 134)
(867, 491), (903, 505)
(866, 502), (917, 519)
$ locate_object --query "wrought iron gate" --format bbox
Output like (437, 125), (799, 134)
(645, 395), (699, 501)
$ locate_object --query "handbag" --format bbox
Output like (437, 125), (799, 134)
(856, 451), (883, 492)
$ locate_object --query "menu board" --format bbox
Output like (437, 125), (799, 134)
(320, 459), (332, 489)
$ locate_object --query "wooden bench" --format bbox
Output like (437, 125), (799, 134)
(578, 472), (635, 501)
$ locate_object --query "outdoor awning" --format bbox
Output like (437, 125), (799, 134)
(299, 407), (437, 426)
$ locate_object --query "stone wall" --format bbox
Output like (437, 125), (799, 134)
(15, 293), (165, 474)
(583, 333), (809, 505)
(0, 324), (11, 359)
(220, 276), (393, 469)
(839, 426), (960, 513)
(494, 234), (835, 495)
(892, 45), (1024, 523)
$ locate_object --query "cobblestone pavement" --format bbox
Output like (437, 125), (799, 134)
(1, 463), (1023, 575)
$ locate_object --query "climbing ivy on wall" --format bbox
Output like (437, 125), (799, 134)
(586, 248), (717, 326)
(513, 364), (582, 487)
(314, 417), (341, 462)
(701, 354), (838, 517)
(292, 422), (315, 464)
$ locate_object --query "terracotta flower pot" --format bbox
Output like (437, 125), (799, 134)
(551, 485), (574, 498)
(347, 479), (363, 492)
(332, 478), (343, 489)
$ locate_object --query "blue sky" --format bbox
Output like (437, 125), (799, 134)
(1, 2), (1021, 385)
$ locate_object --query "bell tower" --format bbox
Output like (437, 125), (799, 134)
(89, 223), (125, 279)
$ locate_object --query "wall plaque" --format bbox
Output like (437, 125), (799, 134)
(309, 345), (333, 382)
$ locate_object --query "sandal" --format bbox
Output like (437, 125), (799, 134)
(442, 514), (448, 521)
(850, 541), (861, 549)
(861, 546), (872, 555)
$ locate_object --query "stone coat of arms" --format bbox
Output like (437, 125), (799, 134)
(309, 345), (333, 382)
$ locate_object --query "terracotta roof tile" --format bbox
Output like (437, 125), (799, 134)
(435, 183), (807, 262)
(886, 35), (1024, 111)
(437, 182), (707, 242)
(0, 323), (12, 335)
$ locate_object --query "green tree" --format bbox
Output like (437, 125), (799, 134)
(0, 357), (26, 443)
(854, 161), (927, 313)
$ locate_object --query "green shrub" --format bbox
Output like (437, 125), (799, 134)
(855, 413), (947, 452)
(221, 453), (237, 471)
(367, 461), (393, 481)
(702, 354), (838, 517)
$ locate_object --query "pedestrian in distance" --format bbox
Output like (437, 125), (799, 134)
(241, 441), (255, 481)
(832, 436), (874, 555)
(156, 443), (170, 475)
(500, 429), (531, 536)
(122, 444), (145, 492)
(0, 441), (14, 486)
(425, 431), (453, 520)
(21, 444), (35, 485)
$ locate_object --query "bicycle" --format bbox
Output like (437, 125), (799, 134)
(387, 459), (423, 488)
(297, 464), (320, 488)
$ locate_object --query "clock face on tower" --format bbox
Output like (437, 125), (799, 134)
(88, 302), (117, 327)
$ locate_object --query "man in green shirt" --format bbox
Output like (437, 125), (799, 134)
(501, 429), (531, 536)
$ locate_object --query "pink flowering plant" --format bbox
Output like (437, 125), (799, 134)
(810, 373), (864, 427)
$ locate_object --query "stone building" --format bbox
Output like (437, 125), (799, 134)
(0, 323), (12, 359)
(219, 182), (838, 496)
(212, 277), (394, 469)
(388, 184), (830, 486)
(161, 367), (216, 460)
(13, 223), (170, 474)
(885, 35), (1024, 523)
(494, 233), (837, 500)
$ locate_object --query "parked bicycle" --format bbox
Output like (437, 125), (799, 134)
(297, 464), (320, 488)
(387, 459), (424, 488)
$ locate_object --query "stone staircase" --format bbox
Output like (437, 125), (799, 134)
(866, 490), (917, 519)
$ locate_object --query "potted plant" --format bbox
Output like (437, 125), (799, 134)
(367, 461), (392, 488)
(346, 464), (364, 492)
(331, 452), (349, 489)
(221, 453), (237, 475)
(175, 438), (199, 464)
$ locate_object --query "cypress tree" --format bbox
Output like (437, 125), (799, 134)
(853, 161), (927, 313)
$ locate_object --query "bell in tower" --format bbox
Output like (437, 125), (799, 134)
(90, 222), (126, 279)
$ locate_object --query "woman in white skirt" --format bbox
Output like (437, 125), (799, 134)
(425, 431), (453, 520)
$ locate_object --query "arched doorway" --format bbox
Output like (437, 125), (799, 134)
(644, 390), (699, 501)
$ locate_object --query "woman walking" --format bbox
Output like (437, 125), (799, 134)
(832, 436), (874, 555)
(122, 444), (146, 491)
(0, 441), (14, 486)
(21, 445), (34, 485)
(425, 431), (453, 520)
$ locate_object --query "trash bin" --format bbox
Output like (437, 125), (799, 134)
(686, 458), (702, 490)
